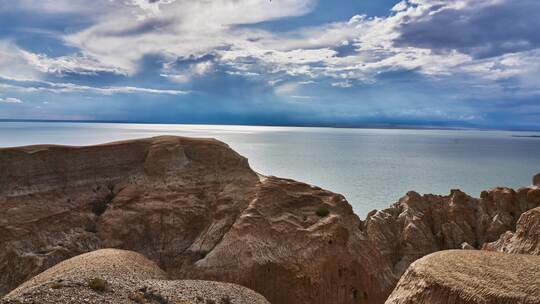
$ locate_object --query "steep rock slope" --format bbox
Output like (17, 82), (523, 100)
(385, 250), (540, 304)
(2, 249), (269, 304)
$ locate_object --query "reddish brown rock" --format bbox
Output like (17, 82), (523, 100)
(385, 250), (540, 304)
(0, 136), (393, 304)
(1, 137), (539, 304)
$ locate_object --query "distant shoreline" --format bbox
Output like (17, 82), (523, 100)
(2, 118), (539, 132)
(512, 135), (540, 138)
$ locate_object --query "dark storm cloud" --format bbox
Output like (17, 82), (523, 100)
(395, 0), (540, 58)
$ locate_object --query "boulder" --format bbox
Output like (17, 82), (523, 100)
(385, 250), (540, 304)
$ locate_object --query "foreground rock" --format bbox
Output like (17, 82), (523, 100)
(1, 136), (539, 304)
(385, 250), (540, 304)
(2, 249), (269, 304)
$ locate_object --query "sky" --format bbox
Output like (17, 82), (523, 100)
(0, 0), (539, 130)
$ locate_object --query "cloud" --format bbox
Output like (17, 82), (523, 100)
(0, 97), (23, 104)
(395, 0), (540, 59)
(290, 95), (313, 100)
(0, 77), (188, 96)
(0, 41), (41, 80)
(3, 0), (540, 102)
(161, 59), (215, 83)
(62, 0), (315, 74)
(21, 51), (128, 76)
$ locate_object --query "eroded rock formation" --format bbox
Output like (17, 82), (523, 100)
(0, 136), (392, 304)
(2, 248), (269, 304)
(364, 184), (540, 279)
(1, 136), (539, 304)
(484, 206), (540, 255)
(385, 250), (540, 304)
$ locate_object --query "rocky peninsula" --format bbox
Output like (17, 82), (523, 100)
(1, 136), (539, 304)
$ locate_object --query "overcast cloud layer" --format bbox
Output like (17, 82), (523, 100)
(0, 0), (539, 129)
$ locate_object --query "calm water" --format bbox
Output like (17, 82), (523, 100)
(1, 122), (540, 217)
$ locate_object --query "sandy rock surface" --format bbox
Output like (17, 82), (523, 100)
(385, 250), (540, 304)
(2, 249), (269, 304)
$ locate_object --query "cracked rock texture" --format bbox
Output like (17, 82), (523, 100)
(1, 136), (539, 304)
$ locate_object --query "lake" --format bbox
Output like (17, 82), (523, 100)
(1, 121), (540, 217)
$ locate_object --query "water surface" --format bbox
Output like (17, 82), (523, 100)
(1, 122), (540, 217)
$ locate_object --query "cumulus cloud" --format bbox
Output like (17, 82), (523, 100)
(2, 0), (540, 97)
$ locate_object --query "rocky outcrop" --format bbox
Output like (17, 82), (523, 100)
(484, 207), (540, 255)
(1, 136), (539, 304)
(2, 249), (269, 304)
(364, 185), (540, 279)
(385, 250), (540, 304)
(0, 136), (392, 304)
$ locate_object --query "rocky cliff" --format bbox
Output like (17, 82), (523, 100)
(0, 136), (392, 304)
(364, 183), (540, 279)
(1, 136), (539, 304)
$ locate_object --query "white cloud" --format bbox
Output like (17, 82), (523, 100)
(161, 60), (214, 83)
(290, 95), (313, 99)
(21, 50), (128, 76)
(2, 0), (539, 96)
(0, 41), (41, 80)
(0, 97), (23, 104)
(0, 77), (188, 96)
(61, 0), (315, 74)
